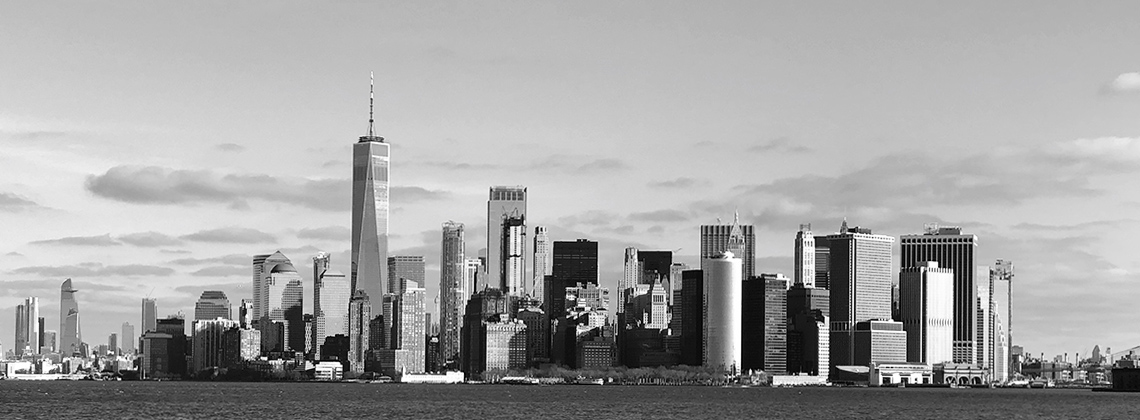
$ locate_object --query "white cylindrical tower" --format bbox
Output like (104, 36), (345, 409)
(703, 251), (743, 373)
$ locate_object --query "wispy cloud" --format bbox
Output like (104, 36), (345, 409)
(84, 166), (348, 211)
(297, 226), (350, 241)
(0, 192), (42, 212)
(170, 254), (249, 266)
(746, 137), (812, 154)
(648, 177), (701, 189)
(180, 227), (275, 244)
(118, 231), (183, 247)
(1103, 72), (1140, 94)
(12, 263), (174, 277)
(190, 266), (250, 277)
(215, 143), (246, 152)
(30, 234), (119, 247)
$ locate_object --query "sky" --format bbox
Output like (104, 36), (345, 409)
(3, 1), (1140, 360)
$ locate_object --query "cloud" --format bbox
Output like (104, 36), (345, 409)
(11, 263), (174, 277)
(191, 266), (250, 277)
(180, 227), (275, 244)
(1104, 72), (1140, 94)
(170, 254), (249, 266)
(578, 158), (630, 172)
(6, 251), (24, 257)
(118, 231), (183, 247)
(215, 143), (246, 152)
(391, 186), (451, 202)
(160, 249), (192, 254)
(0, 192), (41, 212)
(557, 210), (620, 228)
(30, 234), (120, 247)
(297, 226), (350, 241)
(418, 161), (502, 171)
(84, 166), (349, 211)
(628, 209), (692, 223)
(746, 137), (812, 154)
(648, 177), (701, 189)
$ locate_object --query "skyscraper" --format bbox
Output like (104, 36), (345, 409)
(992, 260), (1014, 379)
(313, 252), (349, 359)
(621, 247), (639, 317)
(794, 224), (816, 288)
(348, 291), (371, 373)
(700, 213), (756, 279)
(547, 239), (598, 319)
(388, 255), (425, 296)
(742, 274), (788, 374)
(142, 298), (157, 334)
(813, 235), (831, 289)
(59, 279), (81, 357)
(194, 291), (232, 320)
(826, 220), (894, 367)
(487, 186), (527, 295)
(464, 258), (483, 294)
(703, 252), (742, 373)
(255, 252), (304, 352)
(122, 322), (136, 355)
(15, 297), (39, 356)
(392, 283), (427, 374)
(352, 73), (390, 302)
(899, 225), (978, 364)
(532, 226), (551, 301)
(439, 221), (466, 369)
(899, 261), (954, 364)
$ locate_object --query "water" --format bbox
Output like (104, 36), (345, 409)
(1, 382), (1136, 419)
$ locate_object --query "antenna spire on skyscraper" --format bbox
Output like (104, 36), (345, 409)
(368, 71), (375, 137)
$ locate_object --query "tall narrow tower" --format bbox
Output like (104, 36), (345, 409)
(794, 224), (815, 288)
(439, 221), (466, 368)
(60, 279), (81, 356)
(352, 72), (391, 301)
(487, 186), (527, 295)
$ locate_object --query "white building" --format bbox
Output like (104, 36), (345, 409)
(794, 224), (816, 288)
(899, 261), (954, 365)
(703, 252), (742, 373)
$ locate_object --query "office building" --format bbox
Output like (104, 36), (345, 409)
(461, 289), (511, 376)
(254, 252), (305, 352)
(900, 225), (978, 363)
(516, 307), (549, 366)
(352, 75), (390, 302)
(143, 317), (187, 379)
(313, 252), (349, 360)
(788, 310), (829, 377)
(700, 213), (755, 279)
(813, 235), (831, 289)
(194, 291), (231, 321)
(532, 226), (551, 302)
(827, 220), (895, 368)
(853, 320), (907, 365)
(121, 323), (135, 355)
(392, 283), (427, 374)
(900, 261), (954, 365)
(483, 314), (529, 373)
(704, 252), (742, 373)
(439, 221), (466, 369)
(108, 333), (118, 356)
(388, 255), (425, 296)
(59, 279), (81, 357)
(15, 297), (39, 356)
(142, 298), (157, 333)
(464, 258), (483, 294)
(547, 239), (598, 319)
(742, 274), (788, 374)
(192, 318), (240, 373)
(794, 224), (816, 288)
(487, 186), (527, 296)
(680, 270), (704, 366)
(348, 291), (371, 373)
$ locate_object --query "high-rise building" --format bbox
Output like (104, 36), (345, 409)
(742, 274), (788, 374)
(41, 330), (57, 354)
(700, 213), (755, 279)
(703, 252), (743, 373)
(194, 291), (232, 321)
(392, 283), (427, 374)
(59, 279), (81, 357)
(826, 220), (894, 368)
(142, 298), (157, 334)
(794, 224), (816, 288)
(992, 260), (1014, 380)
(254, 252), (304, 352)
(348, 291), (371, 373)
(620, 247), (639, 317)
(788, 310), (829, 378)
(482, 314), (529, 374)
(813, 236), (831, 289)
(464, 258), (483, 295)
(143, 317), (187, 379)
(680, 270), (704, 366)
(15, 297), (40, 356)
(532, 226), (551, 302)
(108, 333), (118, 356)
(853, 320), (907, 365)
(439, 221), (466, 369)
(899, 261), (954, 364)
(121, 322), (136, 355)
(899, 225), (978, 363)
(352, 74), (390, 303)
(461, 289), (511, 376)
(192, 318), (240, 373)
(388, 255), (425, 296)
(487, 186), (527, 295)
(547, 239), (598, 319)
(239, 299), (253, 329)
(516, 307), (549, 366)
(313, 252), (350, 360)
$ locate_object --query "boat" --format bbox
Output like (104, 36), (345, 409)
(501, 376), (539, 385)
(575, 377), (604, 385)
(1029, 378), (1048, 389)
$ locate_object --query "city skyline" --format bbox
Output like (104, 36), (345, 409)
(3, 2), (1140, 360)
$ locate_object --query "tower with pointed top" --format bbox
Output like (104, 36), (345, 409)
(60, 279), (81, 356)
(352, 73), (391, 302)
(700, 213), (755, 278)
